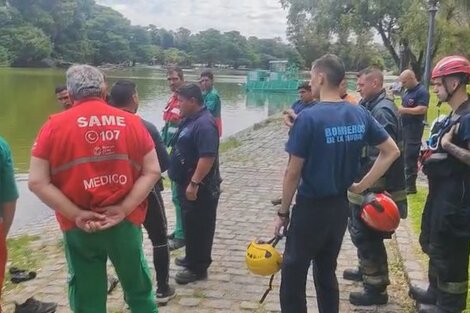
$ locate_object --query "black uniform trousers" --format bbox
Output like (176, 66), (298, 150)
(177, 184), (220, 274)
(143, 189), (171, 291)
(348, 204), (390, 292)
(280, 194), (349, 313)
(419, 177), (470, 312)
(403, 122), (424, 189)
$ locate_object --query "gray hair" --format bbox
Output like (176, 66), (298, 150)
(66, 64), (105, 100)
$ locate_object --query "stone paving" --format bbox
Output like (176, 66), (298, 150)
(3, 117), (417, 312)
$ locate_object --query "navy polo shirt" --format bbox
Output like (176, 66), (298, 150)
(168, 108), (219, 185)
(291, 100), (317, 115)
(286, 101), (389, 199)
(401, 83), (430, 125)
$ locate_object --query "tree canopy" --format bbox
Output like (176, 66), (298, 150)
(280, 0), (470, 76)
(0, 0), (302, 69)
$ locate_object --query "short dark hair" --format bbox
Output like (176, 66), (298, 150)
(312, 54), (345, 87)
(200, 70), (214, 81)
(357, 66), (384, 85)
(175, 83), (203, 105)
(357, 66), (383, 78)
(297, 81), (311, 91)
(167, 66), (184, 80)
(109, 80), (136, 108)
(55, 85), (67, 94)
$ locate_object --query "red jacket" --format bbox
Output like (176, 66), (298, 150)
(163, 93), (182, 123)
(32, 99), (154, 231)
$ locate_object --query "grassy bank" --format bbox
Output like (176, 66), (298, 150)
(4, 235), (41, 292)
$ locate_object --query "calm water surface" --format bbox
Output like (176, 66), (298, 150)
(0, 67), (297, 172)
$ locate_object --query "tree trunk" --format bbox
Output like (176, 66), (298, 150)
(375, 23), (400, 69)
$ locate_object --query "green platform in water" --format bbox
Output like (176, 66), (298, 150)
(245, 60), (300, 93)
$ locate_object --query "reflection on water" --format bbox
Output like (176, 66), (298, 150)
(0, 67), (297, 172)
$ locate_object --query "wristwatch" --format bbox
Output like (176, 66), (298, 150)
(190, 180), (201, 187)
(277, 211), (290, 218)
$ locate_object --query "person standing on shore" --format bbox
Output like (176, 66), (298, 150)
(168, 84), (221, 285)
(162, 67), (186, 251)
(55, 85), (72, 110)
(29, 64), (160, 313)
(274, 54), (400, 313)
(199, 71), (222, 136)
(0, 135), (18, 311)
(109, 80), (176, 304)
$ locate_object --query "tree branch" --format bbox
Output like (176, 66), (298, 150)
(376, 22), (399, 68)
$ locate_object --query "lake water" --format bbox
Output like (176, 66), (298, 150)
(0, 67), (298, 172)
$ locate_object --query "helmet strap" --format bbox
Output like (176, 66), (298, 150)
(443, 76), (464, 102)
(259, 274), (276, 304)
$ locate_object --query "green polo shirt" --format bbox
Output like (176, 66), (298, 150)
(203, 88), (221, 119)
(0, 136), (19, 211)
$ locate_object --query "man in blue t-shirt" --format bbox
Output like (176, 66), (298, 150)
(283, 81), (317, 128)
(274, 54), (400, 313)
(399, 69), (430, 194)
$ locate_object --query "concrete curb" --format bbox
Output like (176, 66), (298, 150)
(395, 215), (428, 312)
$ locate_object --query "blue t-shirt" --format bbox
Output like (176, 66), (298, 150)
(291, 100), (317, 115)
(401, 83), (430, 125)
(286, 101), (389, 199)
(168, 108), (219, 185)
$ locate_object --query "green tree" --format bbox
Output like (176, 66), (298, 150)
(174, 27), (191, 51)
(164, 48), (190, 66)
(86, 5), (132, 64)
(280, 0), (470, 76)
(0, 25), (52, 66)
(134, 44), (164, 64)
(190, 29), (224, 67)
(0, 45), (9, 66)
(221, 31), (251, 68)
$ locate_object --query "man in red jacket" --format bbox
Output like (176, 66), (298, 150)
(162, 67), (186, 251)
(29, 65), (160, 313)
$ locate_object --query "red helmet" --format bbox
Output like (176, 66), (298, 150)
(361, 193), (400, 232)
(431, 55), (470, 80)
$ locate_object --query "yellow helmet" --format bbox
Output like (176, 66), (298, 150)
(245, 238), (283, 276)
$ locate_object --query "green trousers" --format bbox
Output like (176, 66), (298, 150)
(171, 180), (184, 240)
(63, 220), (158, 313)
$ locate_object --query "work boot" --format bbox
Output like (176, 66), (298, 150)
(15, 297), (57, 313)
(156, 286), (176, 305)
(175, 268), (207, 285)
(409, 285), (437, 305)
(343, 267), (362, 282)
(418, 304), (447, 313)
(168, 238), (185, 251)
(175, 256), (189, 267)
(349, 290), (388, 306)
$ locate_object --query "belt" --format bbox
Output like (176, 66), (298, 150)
(348, 189), (408, 206)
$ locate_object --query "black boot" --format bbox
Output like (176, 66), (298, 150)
(153, 245), (170, 292)
(349, 290), (388, 306)
(175, 256), (189, 267)
(175, 268), (208, 285)
(409, 285), (437, 305)
(343, 267), (362, 282)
